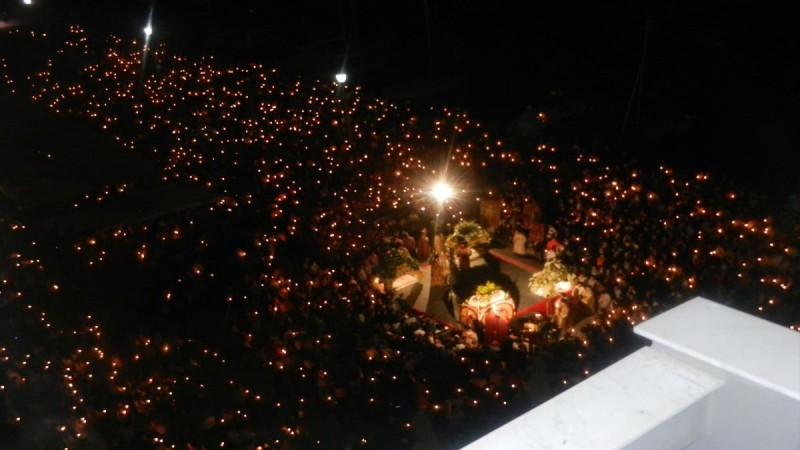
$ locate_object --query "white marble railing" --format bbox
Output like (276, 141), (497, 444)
(462, 297), (800, 450)
(634, 297), (800, 450)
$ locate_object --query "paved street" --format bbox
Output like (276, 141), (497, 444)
(396, 247), (543, 329)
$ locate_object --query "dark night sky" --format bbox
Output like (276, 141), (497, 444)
(10, 0), (800, 195)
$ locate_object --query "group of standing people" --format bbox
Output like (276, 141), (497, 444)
(391, 222), (476, 289)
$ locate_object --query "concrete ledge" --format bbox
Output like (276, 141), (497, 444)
(634, 297), (800, 401)
(462, 346), (724, 450)
(635, 297), (800, 450)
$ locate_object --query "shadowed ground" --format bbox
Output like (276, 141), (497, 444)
(0, 90), (219, 237)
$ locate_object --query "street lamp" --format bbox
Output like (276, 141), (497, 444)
(140, 3), (155, 80)
(335, 72), (347, 84)
(430, 181), (453, 262)
(143, 2), (154, 48)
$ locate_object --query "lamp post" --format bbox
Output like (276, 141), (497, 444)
(426, 180), (460, 322)
(334, 72), (352, 142)
(430, 181), (453, 262)
(428, 181), (453, 287)
(143, 3), (154, 47)
(421, 180), (454, 320)
(140, 4), (155, 83)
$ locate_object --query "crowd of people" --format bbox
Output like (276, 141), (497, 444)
(1, 23), (798, 449)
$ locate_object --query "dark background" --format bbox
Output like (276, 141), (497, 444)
(7, 0), (800, 197)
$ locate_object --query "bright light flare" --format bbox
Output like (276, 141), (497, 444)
(335, 73), (347, 83)
(431, 182), (453, 203)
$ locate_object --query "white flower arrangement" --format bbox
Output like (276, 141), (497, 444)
(528, 258), (575, 298)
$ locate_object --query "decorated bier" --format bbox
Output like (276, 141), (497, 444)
(460, 287), (515, 327)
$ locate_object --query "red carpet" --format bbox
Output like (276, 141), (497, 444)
(515, 296), (558, 317)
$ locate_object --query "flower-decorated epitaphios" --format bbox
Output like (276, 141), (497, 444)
(460, 281), (516, 327)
